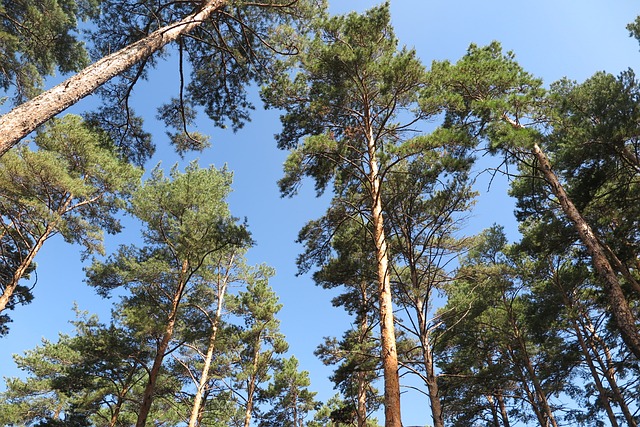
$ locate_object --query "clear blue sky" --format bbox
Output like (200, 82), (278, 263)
(1, 1), (639, 425)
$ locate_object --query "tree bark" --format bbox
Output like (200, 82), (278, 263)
(243, 345), (260, 427)
(0, 223), (52, 312)
(530, 142), (640, 360)
(552, 269), (631, 427)
(496, 393), (511, 427)
(505, 296), (559, 427)
(188, 272), (228, 427)
(136, 260), (189, 427)
(0, 0), (226, 156)
(416, 299), (444, 427)
(367, 128), (402, 427)
(503, 115), (640, 360)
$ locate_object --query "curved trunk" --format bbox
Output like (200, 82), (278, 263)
(0, 0), (227, 155)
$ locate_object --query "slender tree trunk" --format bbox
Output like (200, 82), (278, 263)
(530, 142), (640, 360)
(0, 0), (227, 155)
(367, 130), (402, 427)
(582, 317), (637, 427)
(189, 256), (235, 427)
(0, 190), (73, 312)
(356, 290), (370, 427)
(572, 320), (620, 427)
(496, 392), (511, 427)
(136, 260), (189, 427)
(0, 223), (52, 312)
(188, 267), (230, 427)
(553, 272), (628, 427)
(109, 394), (126, 427)
(486, 395), (500, 427)
(416, 299), (444, 427)
(505, 301), (559, 427)
(243, 347), (260, 427)
(510, 349), (547, 427)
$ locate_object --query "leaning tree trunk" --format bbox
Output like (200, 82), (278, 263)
(188, 263), (230, 427)
(136, 260), (189, 427)
(530, 142), (640, 360)
(0, 223), (52, 312)
(0, 0), (226, 156)
(503, 115), (640, 360)
(367, 127), (402, 427)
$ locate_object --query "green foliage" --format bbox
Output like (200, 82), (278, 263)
(0, 309), (150, 427)
(423, 41), (545, 154)
(0, 114), (141, 334)
(0, 0), (98, 101)
(259, 355), (319, 427)
(436, 226), (583, 426)
(81, 0), (326, 164)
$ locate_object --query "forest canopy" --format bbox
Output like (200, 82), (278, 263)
(0, 1), (639, 427)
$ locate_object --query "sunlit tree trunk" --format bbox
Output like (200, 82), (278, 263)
(0, 0), (226, 155)
(367, 125), (402, 427)
(188, 263), (230, 427)
(505, 114), (640, 360)
(136, 259), (189, 427)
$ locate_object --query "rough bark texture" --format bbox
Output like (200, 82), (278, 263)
(530, 142), (640, 360)
(0, 0), (226, 156)
(367, 130), (402, 427)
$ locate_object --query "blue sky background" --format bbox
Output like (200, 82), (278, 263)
(2, 1), (640, 425)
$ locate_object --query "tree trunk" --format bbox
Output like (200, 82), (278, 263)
(486, 395), (500, 427)
(357, 290), (370, 427)
(530, 142), (640, 360)
(416, 299), (444, 427)
(136, 260), (189, 427)
(583, 316), (637, 427)
(0, 223), (52, 312)
(553, 271), (627, 427)
(188, 276), (228, 427)
(0, 0), (226, 156)
(505, 298), (559, 427)
(496, 393), (511, 427)
(509, 349), (547, 427)
(243, 348), (259, 427)
(503, 115), (640, 360)
(367, 132), (402, 427)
